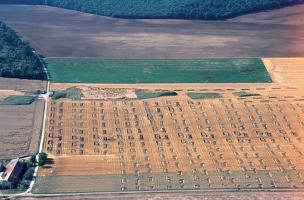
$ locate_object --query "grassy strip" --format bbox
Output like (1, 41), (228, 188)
(0, 95), (37, 105)
(51, 91), (67, 100)
(136, 90), (177, 100)
(51, 87), (81, 100)
(233, 91), (261, 97)
(187, 92), (222, 100)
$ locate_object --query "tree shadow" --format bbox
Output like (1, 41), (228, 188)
(45, 158), (54, 165)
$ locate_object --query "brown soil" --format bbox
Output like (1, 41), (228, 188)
(0, 78), (46, 159)
(0, 5), (304, 58)
(79, 86), (137, 100)
(0, 77), (46, 91)
(0, 100), (44, 159)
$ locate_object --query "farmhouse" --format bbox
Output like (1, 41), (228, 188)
(0, 158), (25, 189)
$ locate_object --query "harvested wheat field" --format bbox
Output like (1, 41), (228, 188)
(33, 58), (304, 193)
(262, 58), (304, 87)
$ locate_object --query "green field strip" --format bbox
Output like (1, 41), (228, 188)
(45, 58), (272, 84)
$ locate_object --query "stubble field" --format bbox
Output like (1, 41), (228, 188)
(33, 58), (304, 193)
(0, 2), (303, 197)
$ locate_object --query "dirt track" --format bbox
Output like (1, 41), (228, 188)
(13, 190), (304, 200)
(0, 5), (303, 58)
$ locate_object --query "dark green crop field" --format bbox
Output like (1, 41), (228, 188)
(45, 58), (272, 84)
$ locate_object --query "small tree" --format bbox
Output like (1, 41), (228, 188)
(30, 154), (36, 163)
(38, 152), (47, 166)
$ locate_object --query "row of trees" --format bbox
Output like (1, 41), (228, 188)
(0, 0), (302, 19)
(0, 21), (46, 80)
(18, 153), (48, 190)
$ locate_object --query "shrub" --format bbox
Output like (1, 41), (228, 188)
(51, 91), (67, 100)
(30, 154), (36, 163)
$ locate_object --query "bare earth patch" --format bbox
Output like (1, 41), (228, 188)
(79, 86), (137, 100)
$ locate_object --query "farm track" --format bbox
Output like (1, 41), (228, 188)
(10, 189), (304, 200)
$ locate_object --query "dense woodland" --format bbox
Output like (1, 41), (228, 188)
(0, 21), (45, 80)
(0, 0), (303, 19)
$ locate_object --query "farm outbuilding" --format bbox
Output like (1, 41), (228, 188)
(0, 158), (25, 189)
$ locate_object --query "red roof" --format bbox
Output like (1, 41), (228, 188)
(2, 158), (24, 183)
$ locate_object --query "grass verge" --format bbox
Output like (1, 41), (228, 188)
(136, 90), (178, 100)
(187, 92), (222, 99)
(0, 96), (37, 105)
(51, 87), (81, 100)
(233, 91), (261, 97)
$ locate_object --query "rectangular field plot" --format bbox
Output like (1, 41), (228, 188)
(33, 91), (304, 193)
(0, 101), (44, 159)
(45, 58), (272, 83)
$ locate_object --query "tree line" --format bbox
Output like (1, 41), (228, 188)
(0, 0), (303, 20)
(0, 21), (46, 80)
